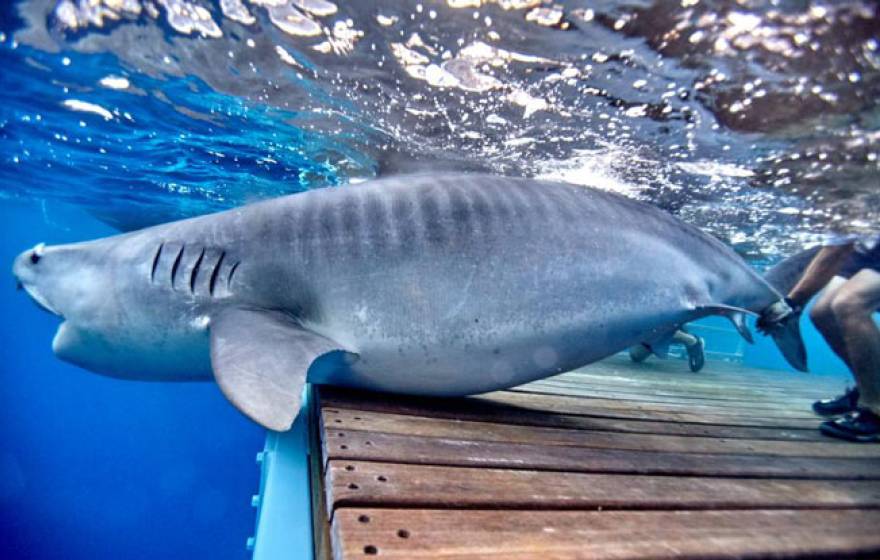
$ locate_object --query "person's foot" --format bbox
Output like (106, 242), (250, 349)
(686, 337), (705, 373)
(628, 343), (651, 363)
(819, 408), (880, 443)
(812, 387), (860, 417)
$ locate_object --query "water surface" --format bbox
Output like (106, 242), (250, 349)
(3, 0), (878, 256)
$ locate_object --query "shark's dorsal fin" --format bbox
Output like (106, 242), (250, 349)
(695, 304), (757, 344)
(209, 307), (349, 431)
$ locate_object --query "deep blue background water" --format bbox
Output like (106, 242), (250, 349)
(0, 200), (264, 560)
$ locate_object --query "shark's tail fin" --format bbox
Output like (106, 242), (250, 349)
(761, 300), (809, 372)
(761, 248), (818, 372)
(698, 302), (808, 372)
(771, 313), (808, 372)
(763, 246), (822, 294)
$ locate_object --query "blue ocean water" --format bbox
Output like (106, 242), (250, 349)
(0, 200), (264, 559)
(0, 1), (876, 558)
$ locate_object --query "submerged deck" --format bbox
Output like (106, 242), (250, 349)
(309, 355), (880, 559)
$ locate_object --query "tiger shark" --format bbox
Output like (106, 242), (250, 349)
(12, 174), (806, 431)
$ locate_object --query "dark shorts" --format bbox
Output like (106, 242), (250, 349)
(839, 243), (880, 279)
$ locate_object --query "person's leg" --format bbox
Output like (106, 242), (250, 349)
(829, 269), (880, 414)
(809, 276), (861, 416)
(673, 329), (705, 372)
(810, 276), (853, 369)
(628, 343), (651, 363)
(820, 268), (880, 442)
(672, 330), (698, 346)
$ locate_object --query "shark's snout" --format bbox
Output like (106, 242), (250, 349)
(12, 243), (45, 283)
(13, 243), (62, 317)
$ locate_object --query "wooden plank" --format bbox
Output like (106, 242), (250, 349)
(548, 382), (835, 404)
(560, 364), (833, 387)
(320, 408), (880, 458)
(489, 391), (824, 427)
(518, 377), (824, 410)
(523, 380), (813, 405)
(534, 378), (836, 403)
(510, 385), (819, 415)
(320, 387), (825, 430)
(500, 390), (821, 420)
(547, 366), (821, 389)
(321, 430), (880, 479)
(565, 361), (847, 396)
(575, 355), (847, 387)
(327, 461), (880, 510)
(319, 388), (830, 441)
(332, 508), (880, 559)
(565, 367), (840, 392)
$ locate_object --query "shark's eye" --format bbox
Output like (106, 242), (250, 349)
(30, 243), (46, 264)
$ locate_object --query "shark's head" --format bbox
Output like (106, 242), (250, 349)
(13, 241), (117, 365)
(13, 237), (214, 380)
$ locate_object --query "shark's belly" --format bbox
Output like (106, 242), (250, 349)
(305, 235), (711, 395)
(322, 337), (597, 396)
(312, 281), (696, 395)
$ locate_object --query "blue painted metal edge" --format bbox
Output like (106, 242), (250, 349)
(249, 386), (315, 559)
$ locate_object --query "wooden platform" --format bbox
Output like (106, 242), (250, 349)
(308, 355), (880, 559)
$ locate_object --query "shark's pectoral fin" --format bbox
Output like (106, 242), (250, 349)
(209, 307), (348, 432)
(695, 304), (757, 344)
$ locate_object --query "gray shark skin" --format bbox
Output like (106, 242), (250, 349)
(13, 174), (803, 431)
(763, 245), (823, 295)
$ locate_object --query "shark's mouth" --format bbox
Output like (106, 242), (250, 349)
(21, 283), (63, 318)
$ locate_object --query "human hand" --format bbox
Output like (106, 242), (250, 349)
(757, 298), (801, 335)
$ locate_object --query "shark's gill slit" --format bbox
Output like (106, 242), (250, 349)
(190, 248), (206, 293)
(150, 243), (164, 283)
(227, 261), (240, 289)
(209, 251), (226, 296)
(170, 244), (185, 289)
